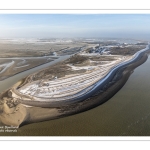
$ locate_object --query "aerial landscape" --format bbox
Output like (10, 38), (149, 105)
(0, 14), (150, 136)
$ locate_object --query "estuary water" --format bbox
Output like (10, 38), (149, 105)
(17, 55), (150, 136)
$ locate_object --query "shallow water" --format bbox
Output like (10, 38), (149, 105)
(1, 55), (150, 136)
(0, 55), (70, 93)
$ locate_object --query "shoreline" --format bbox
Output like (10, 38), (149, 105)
(0, 47), (149, 127)
(0, 56), (67, 82)
(0, 55), (70, 94)
(18, 46), (150, 107)
(20, 51), (148, 127)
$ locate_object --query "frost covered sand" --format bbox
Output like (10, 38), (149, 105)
(17, 55), (132, 100)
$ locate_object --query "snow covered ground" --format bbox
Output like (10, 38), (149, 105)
(18, 54), (131, 101)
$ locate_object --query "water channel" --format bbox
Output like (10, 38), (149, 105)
(1, 54), (150, 136)
(0, 55), (70, 93)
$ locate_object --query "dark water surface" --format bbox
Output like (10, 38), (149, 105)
(2, 55), (150, 136)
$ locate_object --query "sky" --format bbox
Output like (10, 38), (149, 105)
(0, 14), (150, 40)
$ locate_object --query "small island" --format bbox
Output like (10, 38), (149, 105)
(0, 40), (149, 127)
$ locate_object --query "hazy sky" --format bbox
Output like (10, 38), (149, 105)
(0, 14), (150, 39)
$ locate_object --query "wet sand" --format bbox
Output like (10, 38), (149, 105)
(0, 57), (56, 80)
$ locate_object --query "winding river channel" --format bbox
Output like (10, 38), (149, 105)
(0, 55), (70, 93)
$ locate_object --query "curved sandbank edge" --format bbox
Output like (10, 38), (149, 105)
(19, 45), (150, 108)
(0, 47), (149, 127)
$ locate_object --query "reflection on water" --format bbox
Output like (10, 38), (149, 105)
(1, 55), (150, 136)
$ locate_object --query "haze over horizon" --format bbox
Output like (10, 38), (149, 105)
(0, 14), (150, 40)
